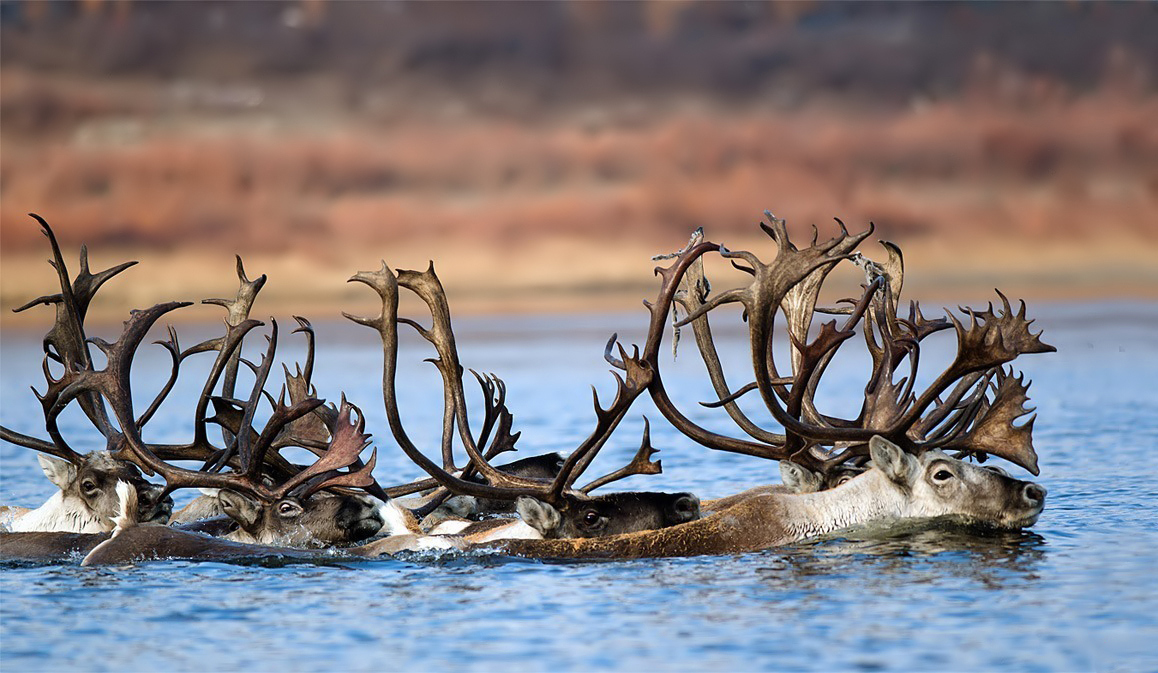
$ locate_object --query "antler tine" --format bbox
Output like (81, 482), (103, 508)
(469, 369), (500, 453)
(662, 234), (786, 446)
(481, 375), (520, 460)
(465, 371), (520, 464)
(232, 320), (284, 480)
(346, 263), (551, 503)
(0, 425), (77, 462)
(135, 325), (182, 429)
(275, 398), (380, 499)
(202, 255), (267, 447)
(291, 316), (316, 389)
(202, 255), (267, 327)
(578, 417), (663, 493)
(892, 291), (1056, 434)
(18, 214), (140, 443)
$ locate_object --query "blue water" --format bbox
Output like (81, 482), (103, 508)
(2, 301), (1157, 672)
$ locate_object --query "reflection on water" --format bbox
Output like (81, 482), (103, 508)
(775, 528), (1047, 589)
(2, 302), (1157, 672)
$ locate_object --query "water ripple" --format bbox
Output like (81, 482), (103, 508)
(3, 304), (1157, 671)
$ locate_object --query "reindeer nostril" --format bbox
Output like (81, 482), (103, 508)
(1023, 483), (1047, 504)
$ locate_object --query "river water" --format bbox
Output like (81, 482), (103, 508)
(1, 301), (1156, 672)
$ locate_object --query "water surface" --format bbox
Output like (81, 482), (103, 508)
(2, 302), (1156, 672)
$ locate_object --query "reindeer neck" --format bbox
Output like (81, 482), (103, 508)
(10, 492), (111, 534)
(774, 471), (908, 539)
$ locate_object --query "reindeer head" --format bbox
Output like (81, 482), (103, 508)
(169, 400), (387, 548)
(217, 489), (383, 547)
(516, 491), (700, 539)
(866, 436), (1046, 529)
(22, 451), (172, 533)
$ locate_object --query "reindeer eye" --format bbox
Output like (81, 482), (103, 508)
(277, 502), (299, 517)
(933, 469), (953, 482)
(582, 510), (601, 526)
(81, 480), (98, 493)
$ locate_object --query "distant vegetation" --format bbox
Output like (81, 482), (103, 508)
(3, 1), (1154, 105)
(0, 1), (1154, 310)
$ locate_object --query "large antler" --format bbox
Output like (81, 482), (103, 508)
(623, 214), (1054, 476)
(5, 214), (137, 459)
(345, 261), (665, 510)
(2, 215), (385, 505)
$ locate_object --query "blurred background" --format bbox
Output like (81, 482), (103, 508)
(1, 0), (1155, 327)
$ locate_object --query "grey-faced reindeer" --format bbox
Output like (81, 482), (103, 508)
(486, 216), (1053, 558)
(1, 216), (385, 555)
(341, 261), (701, 555)
(0, 217), (180, 533)
(1, 451), (171, 534)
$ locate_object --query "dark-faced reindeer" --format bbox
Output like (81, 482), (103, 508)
(413, 451), (569, 529)
(1, 215), (385, 550)
(492, 216), (1053, 558)
(342, 261), (700, 553)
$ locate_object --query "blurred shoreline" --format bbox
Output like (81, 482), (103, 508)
(3, 231), (1155, 332)
(2, 1), (1154, 328)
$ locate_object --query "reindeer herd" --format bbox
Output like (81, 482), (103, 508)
(0, 213), (1053, 565)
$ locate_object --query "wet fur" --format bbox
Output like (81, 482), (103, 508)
(495, 440), (1045, 559)
(8, 453), (171, 533)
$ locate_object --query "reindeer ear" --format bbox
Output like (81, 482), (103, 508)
(217, 491), (262, 531)
(869, 436), (917, 485)
(780, 461), (822, 494)
(37, 454), (77, 490)
(515, 497), (562, 538)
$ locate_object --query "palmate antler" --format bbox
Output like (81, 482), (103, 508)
(345, 261), (665, 510)
(1, 214), (385, 505)
(619, 213), (1054, 476)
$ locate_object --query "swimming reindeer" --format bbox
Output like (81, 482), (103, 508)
(2, 213), (1055, 563)
(343, 261), (701, 555)
(0, 217), (180, 533)
(0, 451), (172, 534)
(499, 436), (1045, 558)
(1, 216), (385, 551)
(485, 216), (1053, 558)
